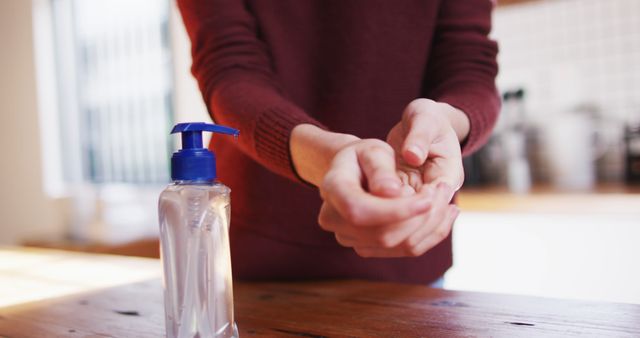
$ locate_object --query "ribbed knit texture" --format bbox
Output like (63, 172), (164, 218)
(178, 0), (500, 284)
(254, 108), (320, 181)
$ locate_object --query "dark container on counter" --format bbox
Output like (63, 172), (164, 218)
(625, 122), (640, 184)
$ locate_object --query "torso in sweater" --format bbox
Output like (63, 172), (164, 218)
(178, 0), (499, 284)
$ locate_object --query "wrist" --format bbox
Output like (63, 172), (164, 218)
(442, 103), (471, 143)
(290, 124), (359, 187)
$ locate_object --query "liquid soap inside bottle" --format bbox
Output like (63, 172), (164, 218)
(159, 182), (237, 338)
(159, 122), (240, 338)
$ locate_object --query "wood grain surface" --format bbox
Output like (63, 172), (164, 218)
(2, 279), (640, 337)
(1, 248), (639, 337)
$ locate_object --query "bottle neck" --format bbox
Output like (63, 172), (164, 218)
(173, 179), (216, 186)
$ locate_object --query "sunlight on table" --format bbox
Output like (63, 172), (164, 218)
(0, 247), (160, 308)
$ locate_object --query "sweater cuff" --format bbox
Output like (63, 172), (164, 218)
(254, 107), (326, 183)
(434, 88), (500, 156)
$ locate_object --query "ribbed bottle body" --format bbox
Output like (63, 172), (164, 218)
(159, 181), (237, 338)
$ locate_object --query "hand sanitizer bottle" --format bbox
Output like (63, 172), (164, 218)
(159, 122), (239, 338)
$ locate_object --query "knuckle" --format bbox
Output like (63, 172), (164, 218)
(334, 234), (349, 247)
(362, 139), (393, 155)
(343, 201), (364, 224)
(319, 184), (331, 201)
(376, 230), (403, 249)
(400, 239), (415, 256)
(401, 235), (423, 257)
(354, 247), (373, 258)
(394, 204), (413, 220)
(405, 99), (431, 117)
(404, 242), (424, 257)
(359, 151), (377, 169)
(376, 233), (395, 249)
(408, 98), (424, 110)
(435, 224), (452, 241)
(458, 172), (465, 189)
(409, 246), (425, 257)
(321, 172), (339, 192)
(404, 233), (419, 248)
(317, 211), (329, 230)
(319, 189), (328, 201)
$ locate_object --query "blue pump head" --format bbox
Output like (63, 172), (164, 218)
(170, 122), (239, 182)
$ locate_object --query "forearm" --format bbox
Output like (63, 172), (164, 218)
(180, 0), (327, 182)
(290, 124), (359, 187)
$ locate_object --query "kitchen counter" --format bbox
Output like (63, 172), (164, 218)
(450, 184), (640, 304)
(1, 247), (639, 337)
(457, 183), (640, 213)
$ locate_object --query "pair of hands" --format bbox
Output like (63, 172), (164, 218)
(291, 99), (468, 258)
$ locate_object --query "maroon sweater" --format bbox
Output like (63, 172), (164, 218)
(178, 0), (500, 284)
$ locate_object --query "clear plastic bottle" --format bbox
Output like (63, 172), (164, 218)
(159, 123), (239, 338)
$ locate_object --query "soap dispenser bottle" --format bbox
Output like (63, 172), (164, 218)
(159, 122), (239, 338)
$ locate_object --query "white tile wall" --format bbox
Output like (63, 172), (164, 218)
(493, 0), (640, 123)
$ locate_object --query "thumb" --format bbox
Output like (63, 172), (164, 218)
(401, 111), (436, 167)
(357, 141), (403, 198)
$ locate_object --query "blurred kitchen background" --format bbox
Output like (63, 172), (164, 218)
(1, 0), (638, 304)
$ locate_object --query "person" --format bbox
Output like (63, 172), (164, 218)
(177, 0), (500, 284)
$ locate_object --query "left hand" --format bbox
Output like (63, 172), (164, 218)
(360, 98), (466, 256)
(386, 98), (467, 194)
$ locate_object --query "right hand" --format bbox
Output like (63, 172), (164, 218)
(316, 138), (459, 258)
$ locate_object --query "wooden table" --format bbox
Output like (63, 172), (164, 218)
(1, 248), (639, 337)
(457, 184), (640, 213)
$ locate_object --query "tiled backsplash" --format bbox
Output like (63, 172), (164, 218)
(493, 0), (640, 123)
(490, 0), (640, 183)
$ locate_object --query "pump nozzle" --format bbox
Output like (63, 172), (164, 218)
(170, 122), (239, 182)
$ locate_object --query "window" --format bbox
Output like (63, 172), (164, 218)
(43, 0), (174, 243)
(53, 0), (173, 185)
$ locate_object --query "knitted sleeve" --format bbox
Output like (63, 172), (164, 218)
(423, 0), (501, 156)
(177, 0), (325, 182)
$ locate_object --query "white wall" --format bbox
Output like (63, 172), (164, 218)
(494, 0), (640, 122)
(492, 0), (640, 182)
(0, 0), (67, 244)
(169, 0), (212, 146)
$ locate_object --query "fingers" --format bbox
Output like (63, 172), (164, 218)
(357, 141), (402, 197)
(318, 184), (458, 257)
(354, 183), (453, 257)
(318, 136), (461, 258)
(405, 184), (454, 250)
(409, 204), (459, 256)
(421, 181), (456, 205)
(338, 184), (458, 258)
(399, 183), (416, 197)
(321, 149), (433, 227)
(323, 175), (432, 226)
(319, 200), (427, 249)
(421, 139), (464, 191)
(352, 204), (459, 258)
